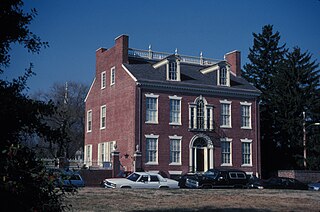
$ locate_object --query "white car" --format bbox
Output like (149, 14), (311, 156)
(102, 172), (179, 189)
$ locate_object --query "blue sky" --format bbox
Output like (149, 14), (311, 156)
(3, 0), (320, 93)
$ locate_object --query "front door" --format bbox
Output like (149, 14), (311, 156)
(196, 148), (204, 172)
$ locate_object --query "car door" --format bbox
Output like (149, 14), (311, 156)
(134, 174), (150, 188)
(149, 175), (162, 188)
(215, 171), (228, 187)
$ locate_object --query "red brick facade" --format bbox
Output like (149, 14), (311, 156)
(85, 35), (261, 177)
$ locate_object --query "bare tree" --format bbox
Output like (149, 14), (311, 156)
(32, 81), (88, 159)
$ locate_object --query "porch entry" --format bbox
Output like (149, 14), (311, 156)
(189, 134), (214, 172)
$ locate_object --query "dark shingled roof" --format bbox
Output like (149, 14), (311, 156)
(123, 59), (260, 95)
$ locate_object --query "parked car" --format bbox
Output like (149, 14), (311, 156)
(102, 172), (179, 189)
(185, 169), (249, 189)
(308, 181), (320, 191)
(56, 173), (85, 191)
(177, 173), (196, 188)
(248, 177), (308, 190)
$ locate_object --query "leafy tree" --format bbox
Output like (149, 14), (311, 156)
(271, 47), (320, 169)
(243, 25), (287, 177)
(0, 0), (69, 211)
(0, 0), (48, 73)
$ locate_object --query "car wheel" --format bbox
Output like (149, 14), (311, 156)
(159, 186), (169, 189)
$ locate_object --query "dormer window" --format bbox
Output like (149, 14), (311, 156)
(167, 59), (180, 81)
(169, 62), (177, 80)
(218, 66), (230, 86)
(153, 55), (181, 82)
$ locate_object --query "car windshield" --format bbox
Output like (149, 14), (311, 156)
(127, 173), (141, 182)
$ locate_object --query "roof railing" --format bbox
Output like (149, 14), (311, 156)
(128, 48), (220, 66)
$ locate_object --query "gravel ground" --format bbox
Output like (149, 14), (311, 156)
(64, 187), (320, 211)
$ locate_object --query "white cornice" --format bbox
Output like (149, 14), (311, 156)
(152, 59), (169, 69)
(122, 64), (137, 82)
(84, 77), (96, 102)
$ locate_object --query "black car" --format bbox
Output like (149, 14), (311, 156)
(177, 173), (196, 188)
(248, 177), (308, 190)
(185, 169), (249, 189)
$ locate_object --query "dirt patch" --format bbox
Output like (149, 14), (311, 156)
(64, 187), (320, 211)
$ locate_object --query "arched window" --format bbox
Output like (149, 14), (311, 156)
(197, 99), (204, 130)
(189, 96), (214, 131)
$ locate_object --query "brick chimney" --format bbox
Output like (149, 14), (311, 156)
(115, 34), (129, 64)
(224, 50), (241, 76)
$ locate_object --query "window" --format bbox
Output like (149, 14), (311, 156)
(170, 135), (182, 165)
(241, 139), (252, 166)
(197, 99), (205, 129)
(220, 67), (227, 85)
(218, 66), (230, 86)
(101, 71), (106, 89)
(145, 135), (159, 164)
(100, 105), (106, 129)
(110, 67), (115, 85)
(145, 94), (159, 124)
(87, 110), (92, 132)
(221, 138), (232, 165)
(150, 175), (160, 182)
(84, 144), (92, 167)
(189, 96), (214, 131)
(169, 62), (177, 80)
(220, 100), (231, 128)
(166, 59), (180, 81)
(169, 96), (181, 125)
(98, 141), (116, 166)
(241, 102), (252, 129)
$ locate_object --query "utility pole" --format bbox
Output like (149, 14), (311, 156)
(303, 111), (320, 169)
(303, 112), (306, 168)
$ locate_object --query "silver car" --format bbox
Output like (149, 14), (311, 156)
(103, 172), (179, 189)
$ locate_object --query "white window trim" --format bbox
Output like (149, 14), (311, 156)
(169, 95), (182, 126)
(221, 138), (232, 166)
(220, 100), (232, 128)
(101, 71), (106, 89)
(240, 101), (252, 129)
(169, 135), (182, 165)
(98, 141), (116, 167)
(84, 144), (92, 167)
(241, 138), (252, 167)
(110, 66), (115, 86)
(188, 96), (214, 131)
(100, 105), (106, 129)
(87, 110), (92, 132)
(145, 93), (159, 124)
(166, 60), (181, 81)
(217, 66), (230, 87)
(145, 134), (159, 165)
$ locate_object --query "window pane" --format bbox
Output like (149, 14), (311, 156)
(147, 138), (157, 163)
(221, 141), (231, 164)
(242, 142), (251, 165)
(241, 105), (251, 127)
(170, 99), (180, 124)
(169, 62), (177, 80)
(170, 139), (181, 163)
(220, 67), (227, 85)
(221, 103), (230, 126)
(101, 106), (106, 128)
(197, 100), (204, 129)
(146, 97), (157, 122)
